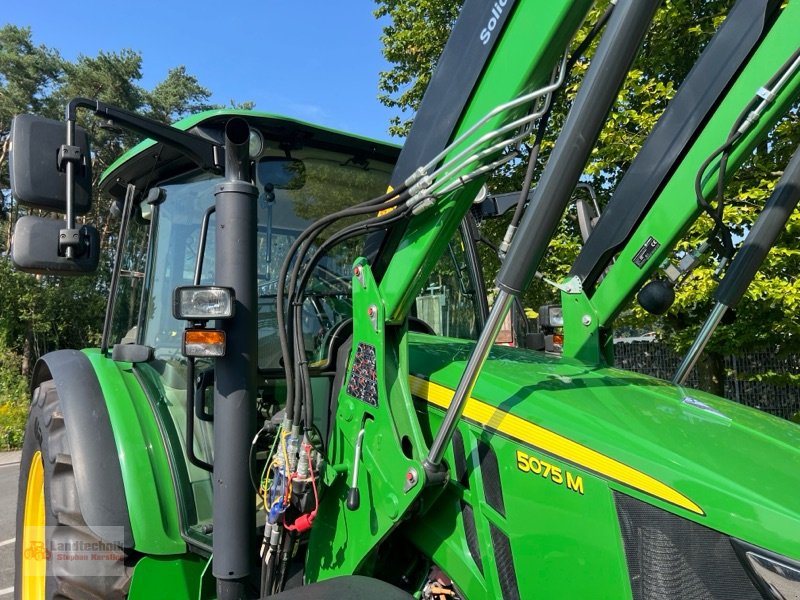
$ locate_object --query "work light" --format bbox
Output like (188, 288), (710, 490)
(173, 286), (235, 321)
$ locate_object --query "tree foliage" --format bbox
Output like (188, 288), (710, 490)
(0, 24), (236, 384)
(375, 0), (799, 390)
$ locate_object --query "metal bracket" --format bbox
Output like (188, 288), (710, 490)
(58, 144), (82, 171)
(538, 273), (583, 295)
(58, 227), (83, 252)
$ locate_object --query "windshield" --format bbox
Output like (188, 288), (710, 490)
(141, 148), (394, 369)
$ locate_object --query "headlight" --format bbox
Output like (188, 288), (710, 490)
(173, 286), (235, 321)
(740, 544), (800, 599)
(538, 304), (563, 328)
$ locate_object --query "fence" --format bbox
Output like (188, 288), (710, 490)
(613, 341), (800, 420)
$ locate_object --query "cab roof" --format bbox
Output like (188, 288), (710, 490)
(99, 109), (401, 200)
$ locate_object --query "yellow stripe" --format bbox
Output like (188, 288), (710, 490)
(409, 375), (704, 515)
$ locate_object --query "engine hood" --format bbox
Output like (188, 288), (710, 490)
(408, 334), (800, 559)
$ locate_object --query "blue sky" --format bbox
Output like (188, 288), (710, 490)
(4, 0), (399, 142)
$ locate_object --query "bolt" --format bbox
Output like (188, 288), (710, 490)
(354, 265), (362, 277)
(403, 468), (419, 493)
(582, 315), (592, 326)
(368, 305), (377, 318)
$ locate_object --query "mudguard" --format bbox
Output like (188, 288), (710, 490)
(31, 349), (134, 547)
(31, 349), (185, 554)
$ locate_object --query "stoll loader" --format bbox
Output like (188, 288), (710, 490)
(8, 0), (800, 597)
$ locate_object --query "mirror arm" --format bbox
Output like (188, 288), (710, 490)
(58, 98), (223, 259)
(60, 118), (81, 258)
(66, 98), (223, 172)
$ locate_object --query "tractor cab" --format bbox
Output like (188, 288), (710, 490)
(96, 110), (486, 550)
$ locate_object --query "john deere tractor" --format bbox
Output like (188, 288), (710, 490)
(9, 0), (800, 598)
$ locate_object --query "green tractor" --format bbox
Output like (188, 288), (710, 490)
(9, 0), (800, 598)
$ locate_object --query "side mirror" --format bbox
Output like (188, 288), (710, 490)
(574, 183), (600, 243)
(9, 114), (92, 214)
(256, 157), (306, 190)
(576, 198), (598, 243)
(11, 216), (99, 275)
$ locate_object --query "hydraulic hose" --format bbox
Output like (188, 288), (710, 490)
(673, 143), (800, 384)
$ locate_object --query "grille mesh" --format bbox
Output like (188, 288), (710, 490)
(490, 523), (520, 600)
(461, 501), (483, 574)
(614, 492), (762, 600)
(478, 441), (506, 516)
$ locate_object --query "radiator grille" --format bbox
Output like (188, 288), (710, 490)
(614, 492), (762, 600)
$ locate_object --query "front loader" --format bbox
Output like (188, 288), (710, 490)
(9, 0), (800, 598)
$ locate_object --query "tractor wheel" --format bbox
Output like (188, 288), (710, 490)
(15, 380), (134, 599)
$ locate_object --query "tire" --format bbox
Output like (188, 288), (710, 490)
(15, 380), (134, 599)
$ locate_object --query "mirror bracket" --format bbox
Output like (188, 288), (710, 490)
(59, 227), (84, 252)
(58, 144), (82, 171)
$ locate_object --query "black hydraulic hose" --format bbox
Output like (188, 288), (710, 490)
(277, 187), (410, 424)
(509, 126), (545, 230)
(262, 529), (280, 597)
(280, 193), (410, 426)
(696, 47), (800, 260)
(497, 0), (664, 295)
(289, 208), (412, 431)
(274, 530), (296, 593)
(715, 143), (800, 308)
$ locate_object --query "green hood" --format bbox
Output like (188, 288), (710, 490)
(408, 334), (800, 560)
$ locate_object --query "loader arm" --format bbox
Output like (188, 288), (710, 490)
(309, 0), (800, 587)
(562, 0), (800, 363)
(374, 0), (593, 322)
(306, 0), (597, 579)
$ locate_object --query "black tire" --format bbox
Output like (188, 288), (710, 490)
(15, 380), (134, 599)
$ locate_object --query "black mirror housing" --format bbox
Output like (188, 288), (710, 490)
(9, 114), (92, 215)
(11, 215), (100, 275)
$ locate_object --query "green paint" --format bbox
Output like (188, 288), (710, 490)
(405, 333), (800, 595)
(378, 0), (595, 322)
(83, 349), (185, 555)
(306, 259), (427, 579)
(128, 555), (210, 599)
(49, 2), (800, 598)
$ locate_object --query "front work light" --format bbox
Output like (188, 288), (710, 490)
(538, 304), (564, 328)
(173, 286), (235, 321)
(183, 328), (226, 358)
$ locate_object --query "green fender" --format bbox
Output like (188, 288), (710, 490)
(34, 348), (186, 555)
(83, 348), (186, 554)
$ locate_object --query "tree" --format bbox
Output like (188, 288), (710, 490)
(375, 0), (462, 137)
(0, 25), (232, 377)
(375, 0), (799, 394)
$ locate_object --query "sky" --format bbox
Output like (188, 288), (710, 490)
(4, 0), (399, 143)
